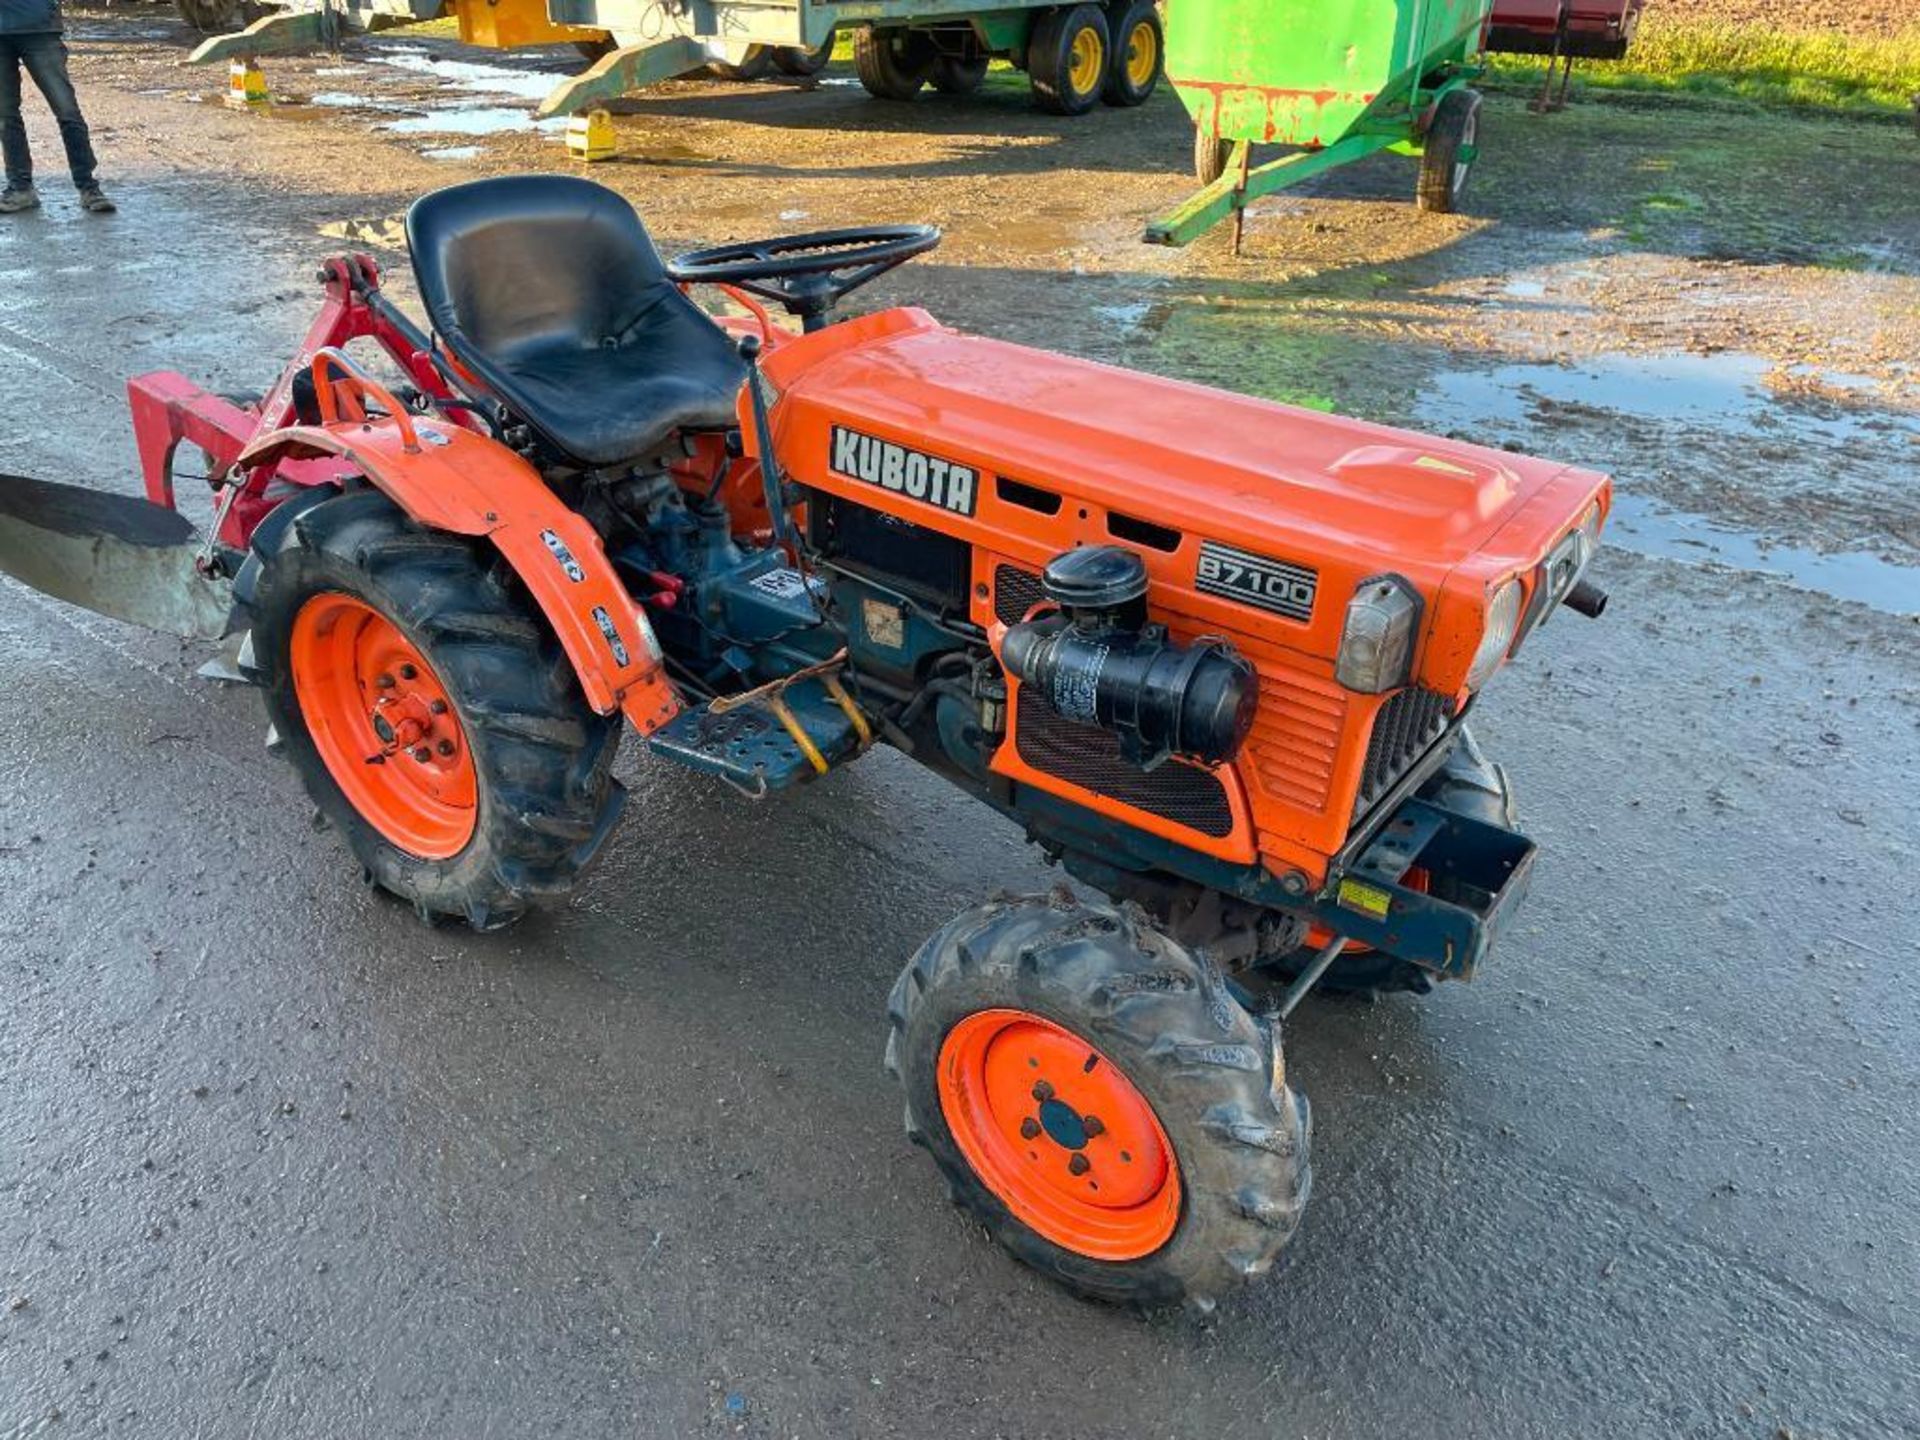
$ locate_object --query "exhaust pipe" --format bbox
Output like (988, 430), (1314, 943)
(1563, 579), (1608, 618)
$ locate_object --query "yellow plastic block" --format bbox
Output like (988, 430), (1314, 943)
(566, 109), (616, 163)
(226, 57), (268, 108)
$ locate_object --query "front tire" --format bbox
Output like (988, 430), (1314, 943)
(887, 892), (1311, 1310)
(1417, 86), (1482, 214)
(250, 491), (624, 930)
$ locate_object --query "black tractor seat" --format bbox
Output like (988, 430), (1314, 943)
(405, 175), (747, 468)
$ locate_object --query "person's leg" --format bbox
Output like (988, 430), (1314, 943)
(16, 34), (99, 193)
(0, 38), (34, 195)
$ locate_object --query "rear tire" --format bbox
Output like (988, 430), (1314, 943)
(887, 892), (1311, 1311)
(1417, 86), (1482, 214)
(772, 36), (835, 77)
(250, 491), (624, 931)
(1101, 0), (1162, 107)
(1028, 5), (1110, 117)
(930, 53), (990, 95)
(175, 0), (244, 31)
(854, 27), (936, 101)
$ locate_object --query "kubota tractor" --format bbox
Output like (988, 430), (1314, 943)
(0, 177), (1610, 1309)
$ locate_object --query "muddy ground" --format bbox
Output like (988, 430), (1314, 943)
(1, 10), (1917, 1439)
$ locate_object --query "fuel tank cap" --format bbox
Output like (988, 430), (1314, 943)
(1041, 545), (1148, 610)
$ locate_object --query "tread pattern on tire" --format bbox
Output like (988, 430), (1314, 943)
(1028, 5), (1109, 117)
(1418, 87), (1481, 214)
(251, 489), (624, 930)
(854, 27), (933, 100)
(886, 890), (1311, 1310)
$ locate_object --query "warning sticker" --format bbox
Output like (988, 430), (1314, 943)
(1336, 878), (1392, 920)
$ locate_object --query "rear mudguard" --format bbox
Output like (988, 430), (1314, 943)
(237, 415), (681, 734)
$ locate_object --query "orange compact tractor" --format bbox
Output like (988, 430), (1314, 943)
(0, 178), (1609, 1308)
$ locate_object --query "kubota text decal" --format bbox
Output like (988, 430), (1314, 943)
(830, 426), (977, 517)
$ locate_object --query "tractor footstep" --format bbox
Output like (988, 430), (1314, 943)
(646, 679), (862, 794)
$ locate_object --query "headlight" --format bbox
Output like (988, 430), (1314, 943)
(1465, 578), (1524, 690)
(1335, 575), (1421, 694)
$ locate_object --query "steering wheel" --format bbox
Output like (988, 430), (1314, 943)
(668, 225), (941, 332)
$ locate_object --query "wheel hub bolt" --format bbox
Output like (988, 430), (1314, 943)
(374, 673), (395, 690)
(436, 740), (455, 757)
(1031, 1080), (1054, 1102)
(428, 699), (448, 715)
(1082, 1115), (1105, 1138)
(1067, 1154), (1091, 1177)
(398, 664), (418, 680)
(1019, 1117), (1041, 1141)
(411, 746), (431, 763)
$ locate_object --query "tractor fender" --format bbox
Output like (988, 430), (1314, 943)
(237, 417), (680, 735)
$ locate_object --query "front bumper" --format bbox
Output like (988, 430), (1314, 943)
(1303, 736), (1534, 980)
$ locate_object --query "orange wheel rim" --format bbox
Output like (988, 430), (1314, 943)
(939, 1009), (1180, 1261)
(290, 593), (477, 860)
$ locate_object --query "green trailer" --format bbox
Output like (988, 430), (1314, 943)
(1146, 0), (1492, 246)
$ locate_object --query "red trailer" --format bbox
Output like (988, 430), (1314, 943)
(1486, 0), (1647, 110)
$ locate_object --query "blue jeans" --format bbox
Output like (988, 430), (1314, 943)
(0, 33), (99, 191)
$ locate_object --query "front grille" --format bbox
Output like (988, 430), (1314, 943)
(1354, 687), (1454, 816)
(993, 564), (1047, 627)
(1015, 695), (1234, 838)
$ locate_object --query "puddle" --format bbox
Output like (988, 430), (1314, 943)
(1094, 301), (1155, 334)
(384, 108), (567, 137)
(307, 92), (404, 110)
(1417, 351), (1920, 448)
(421, 145), (485, 162)
(372, 52), (561, 104)
(1504, 279), (1547, 299)
(1605, 493), (1918, 616)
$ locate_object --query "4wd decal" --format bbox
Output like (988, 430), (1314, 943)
(1196, 541), (1318, 623)
(830, 425), (977, 517)
(590, 605), (630, 668)
(541, 528), (586, 583)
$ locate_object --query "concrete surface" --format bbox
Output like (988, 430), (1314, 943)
(1, 15), (1917, 1439)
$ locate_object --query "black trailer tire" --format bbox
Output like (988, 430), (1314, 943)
(930, 53), (990, 95)
(854, 27), (936, 101)
(772, 36), (836, 77)
(1194, 125), (1234, 185)
(886, 892), (1311, 1311)
(1101, 0), (1163, 107)
(709, 45), (775, 81)
(249, 490), (624, 931)
(175, 0), (243, 30)
(1028, 5), (1111, 117)
(1418, 86), (1482, 214)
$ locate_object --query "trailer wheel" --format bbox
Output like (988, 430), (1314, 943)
(1193, 126), (1234, 185)
(887, 892), (1311, 1311)
(854, 27), (936, 101)
(1101, 0), (1162, 107)
(1028, 5), (1110, 117)
(930, 54), (990, 95)
(772, 35), (836, 77)
(1418, 86), (1482, 214)
(709, 45), (775, 82)
(175, 0), (244, 31)
(250, 491), (624, 931)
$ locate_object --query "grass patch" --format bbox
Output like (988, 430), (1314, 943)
(1487, 19), (1920, 116)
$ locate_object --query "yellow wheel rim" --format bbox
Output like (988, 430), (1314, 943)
(1124, 19), (1157, 89)
(1068, 26), (1103, 96)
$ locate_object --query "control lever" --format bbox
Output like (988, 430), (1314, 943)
(736, 334), (795, 547)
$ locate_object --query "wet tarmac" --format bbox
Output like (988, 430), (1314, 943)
(1, 16), (1917, 1439)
